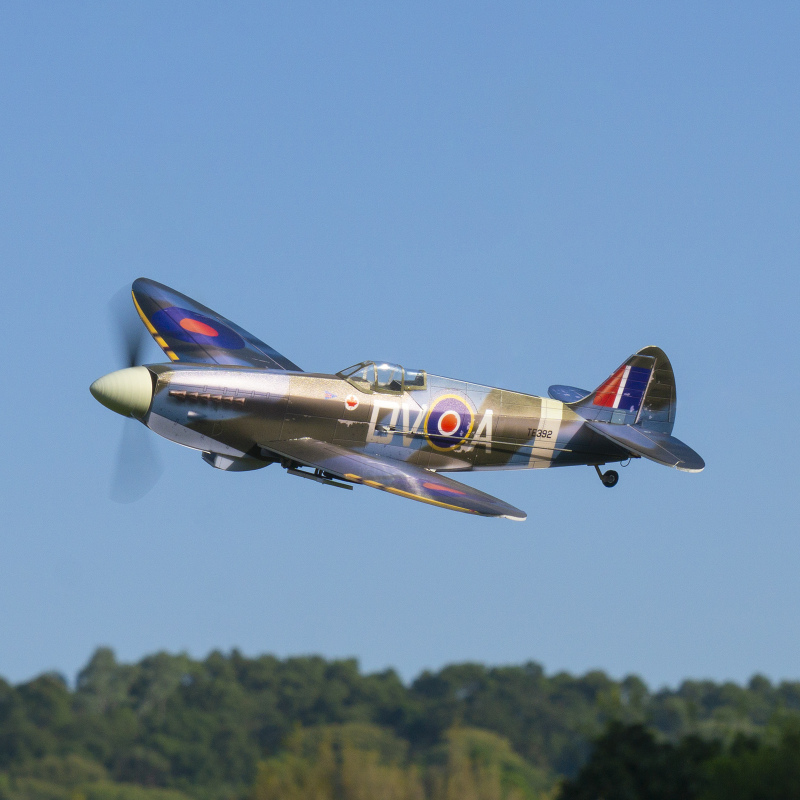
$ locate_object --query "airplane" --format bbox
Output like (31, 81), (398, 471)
(90, 279), (704, 521)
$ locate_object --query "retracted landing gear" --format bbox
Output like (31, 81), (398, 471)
(594, 465), (619, 488)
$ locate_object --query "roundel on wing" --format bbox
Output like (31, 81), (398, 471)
(424, 395), (474, 451)
(150, 307), (245, 349)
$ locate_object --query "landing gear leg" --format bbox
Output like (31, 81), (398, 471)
(594, 465), (619, 488)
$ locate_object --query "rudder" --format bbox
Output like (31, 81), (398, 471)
(635, 345), (676, 434)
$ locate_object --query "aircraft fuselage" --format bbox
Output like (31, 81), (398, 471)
(144, 364), (630, 474)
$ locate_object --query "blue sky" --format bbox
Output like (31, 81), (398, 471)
(1, 2), (798, 690)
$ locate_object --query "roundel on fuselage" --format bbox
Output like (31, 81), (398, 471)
(424, 395), (474, 451)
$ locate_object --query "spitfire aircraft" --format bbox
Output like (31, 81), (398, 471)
(91, 279), (704, 521)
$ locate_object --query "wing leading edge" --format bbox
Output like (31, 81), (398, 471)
(132, 278), (302, 370)
(261, 438), (527, 520)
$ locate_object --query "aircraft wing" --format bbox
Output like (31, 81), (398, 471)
(586, 421), (705, 473)
(131, 278), (302, 370)
(261, 438), (527, 520)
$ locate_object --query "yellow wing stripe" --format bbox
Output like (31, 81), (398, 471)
(132, 291), (180, 362)
(132, 292), (157, 334)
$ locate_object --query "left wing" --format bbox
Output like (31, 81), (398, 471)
(131, 278), (302, 370)
(261, 438), (527, 520)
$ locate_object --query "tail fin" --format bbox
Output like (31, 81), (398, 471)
(549, 347), (703, 472)
(567, 346), (676, 434)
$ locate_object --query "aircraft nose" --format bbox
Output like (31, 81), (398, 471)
(90, 366), (154, 419)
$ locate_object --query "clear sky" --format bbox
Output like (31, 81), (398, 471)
(1, 2), (798, 690)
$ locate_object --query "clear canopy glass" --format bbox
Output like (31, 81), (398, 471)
(338, 361), (426, 394)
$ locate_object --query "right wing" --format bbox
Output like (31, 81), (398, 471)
(261, 438), (527, 520)
(131, 278), (302, 370)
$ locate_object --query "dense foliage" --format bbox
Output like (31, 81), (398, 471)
(560, 719), (800, 800)
(0, 649), (799, 799)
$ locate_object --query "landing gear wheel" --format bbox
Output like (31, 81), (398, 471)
(594, 465), (619, 488)
(601, 470), (619, 488)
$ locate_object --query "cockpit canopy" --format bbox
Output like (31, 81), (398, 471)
(338, 362), (427, 395)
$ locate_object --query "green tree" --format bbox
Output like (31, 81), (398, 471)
(252, 723), (423, 800)
(428, 728), (551, 800)
(558, 722), (719, 800)
(700, 724), (800, 800)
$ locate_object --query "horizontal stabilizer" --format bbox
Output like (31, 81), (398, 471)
(548, 385), (591, 403)
(586, 421), (704, 473)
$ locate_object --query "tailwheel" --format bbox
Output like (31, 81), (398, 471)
(602, 470), (619, 487)
(594, 465), (619, 488)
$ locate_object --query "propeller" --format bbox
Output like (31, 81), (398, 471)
(111, 286), (149, 369)
(107, 287), (164, 503)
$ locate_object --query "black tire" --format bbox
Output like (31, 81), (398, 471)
(602, 470), (619, 488)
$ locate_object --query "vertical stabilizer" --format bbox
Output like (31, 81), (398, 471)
(567, 346), (677, 434)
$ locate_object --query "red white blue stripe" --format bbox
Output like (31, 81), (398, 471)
(594, 365), (652, 414)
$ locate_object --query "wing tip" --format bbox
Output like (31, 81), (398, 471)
(676, 448), (705, 473)
(676, 461), (705, 473)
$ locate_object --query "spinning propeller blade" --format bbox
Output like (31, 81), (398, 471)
(110, 418), (163, 503)
(105, 287), (163, 503)
(110, 286), (149, 368)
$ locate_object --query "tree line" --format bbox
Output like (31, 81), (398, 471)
(0, 648), (798, 799)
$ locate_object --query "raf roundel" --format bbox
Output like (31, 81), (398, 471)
(438, 410), (461, 435)
(180, 318), (219, 337)
(424, 395), (474, 451)
(150, 306), (245, 350)
(344, 394), (360, 411)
